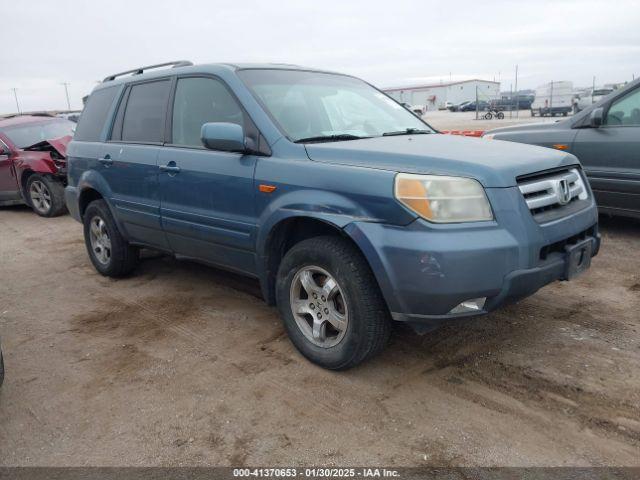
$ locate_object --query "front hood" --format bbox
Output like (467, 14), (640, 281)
(304, 133), (578, 187)
(23, 135), (72, 158)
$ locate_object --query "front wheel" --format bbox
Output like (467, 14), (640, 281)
(276, 236), (391, 370)
(484, 112), (493, 120)
(497, 111), (504, 119)
(26, 174), (67, 217)
(83, 199), (139, 277)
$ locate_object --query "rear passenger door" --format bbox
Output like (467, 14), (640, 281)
(158, 76), (258, 274)
(573, 85), (640, 215)
(102, 79), (172, 249)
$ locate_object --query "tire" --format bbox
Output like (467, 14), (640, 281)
(26, 174), (67, 217)
(83, 199), (138, 277)
(484, 112), (492, 120)
(497, 112), (504, 119)
(276, 236), (391, 370)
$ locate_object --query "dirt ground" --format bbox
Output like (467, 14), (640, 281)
(1, 206), (639, 467)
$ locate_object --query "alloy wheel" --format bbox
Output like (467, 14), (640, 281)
(29, 180), (52, 214)
(89, 216), (112, 265)
(289, 265), (349, 348)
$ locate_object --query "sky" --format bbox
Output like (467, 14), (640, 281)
(1, 0), (639, 114)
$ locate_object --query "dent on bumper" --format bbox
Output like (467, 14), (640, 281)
(345, 188), (599, 326)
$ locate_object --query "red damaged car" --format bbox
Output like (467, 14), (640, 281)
(0, 114), (75, 217)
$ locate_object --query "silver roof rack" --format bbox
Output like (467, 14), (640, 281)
(103, 60), (193, 82)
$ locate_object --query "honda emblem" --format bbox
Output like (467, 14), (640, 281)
(557, 179), (571, 205)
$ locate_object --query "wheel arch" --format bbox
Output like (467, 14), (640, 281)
(75, 170), (115, 220)
(78, 187), (105, 219)
(258, 214), (379, 307)
(19, 169), (35, 199)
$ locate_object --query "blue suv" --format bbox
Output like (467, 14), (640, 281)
(66, 61), (600, 369)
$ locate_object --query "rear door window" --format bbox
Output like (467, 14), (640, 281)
(73, 86), (118, 142)
(121, 80), (171, 143)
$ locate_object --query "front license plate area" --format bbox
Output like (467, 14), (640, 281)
(564, 239), (593, 280)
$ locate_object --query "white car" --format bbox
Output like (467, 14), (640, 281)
(410, 104), (425, 116)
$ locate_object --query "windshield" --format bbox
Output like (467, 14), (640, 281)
(238, 69), (432, 142)
(2, 119), (75, 149)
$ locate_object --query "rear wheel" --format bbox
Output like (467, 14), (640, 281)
(484, 112), (493, 120)
(26, 174), (67, 217)
(83, 199), (138, 277)
(276, 236), (391, 370)
(497, 111), (504, 119)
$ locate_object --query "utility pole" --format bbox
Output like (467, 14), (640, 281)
(514, 64), (519, 119)
(592, 75), (596, 104)
(509, 83), (513, 119)
(11, 88), (21, 114)
(475, 85), (479, 120)
(61, 82), (71, 110)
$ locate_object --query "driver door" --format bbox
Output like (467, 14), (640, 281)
(572, 85), (640, 215)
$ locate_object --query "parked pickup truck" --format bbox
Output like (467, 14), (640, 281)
(66, 62), (600, 369)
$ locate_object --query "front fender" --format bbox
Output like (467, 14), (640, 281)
(255, 188), (381, 261)
(254, 188), (392, 303)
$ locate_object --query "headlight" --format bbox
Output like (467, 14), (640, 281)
(483, 133), (496, 140)
(395, 173), (493, 223)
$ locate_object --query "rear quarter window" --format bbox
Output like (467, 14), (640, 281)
(73, 86), (119, 142)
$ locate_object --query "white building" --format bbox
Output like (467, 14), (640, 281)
(383, 79), (501, 111)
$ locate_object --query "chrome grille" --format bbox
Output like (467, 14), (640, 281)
(518, 168), (589, 219)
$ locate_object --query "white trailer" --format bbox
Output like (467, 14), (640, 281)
(531, 81), (573, 117)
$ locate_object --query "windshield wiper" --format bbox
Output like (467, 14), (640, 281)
(294, 134), (368, 143)
(382, 128), (431, 136)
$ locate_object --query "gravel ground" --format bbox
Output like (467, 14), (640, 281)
(0, 205), (638, 467)
(422, 109), (563, 132)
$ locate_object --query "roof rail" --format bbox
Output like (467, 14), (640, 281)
(103, 60), (193, 82)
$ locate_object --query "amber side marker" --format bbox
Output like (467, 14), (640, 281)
(259, 184), (277, 193)
(553, 144), (569, 150)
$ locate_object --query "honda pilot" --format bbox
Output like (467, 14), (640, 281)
(65, 61), (600, 370)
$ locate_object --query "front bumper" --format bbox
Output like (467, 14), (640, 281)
(345, 186), (599, 328)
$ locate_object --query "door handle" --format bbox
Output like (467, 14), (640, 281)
(159, 162), (180, 174)
(98, 155), (113, 166)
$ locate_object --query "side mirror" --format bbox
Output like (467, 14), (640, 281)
(590, 107), (604, 128)
(0, 143), (10, 157)
(200, 122), (247, 153)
